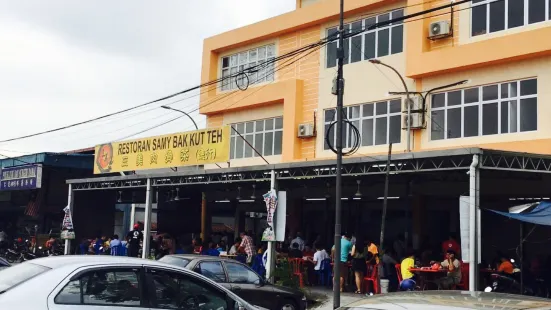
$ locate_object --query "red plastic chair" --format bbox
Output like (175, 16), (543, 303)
(395, 263), (403, 283)
(455, 262), (469, 290)
(364, 263), (380, 294)
(288, 258), (305, 288)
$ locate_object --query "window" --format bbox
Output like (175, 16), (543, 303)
(430, 78), (537, 140)
(225, 262), (261, 285)
(471, 0), (551, 36)
(159, 256), (191, 268)
(326, 9), (404, 68)
(55, 268), (142, 306)
(195, 261), (227, 282)
(230, 117), (283, 159)
(221, 44), (276, 91)
(148, 269), (228, 310)
(324, 99), (401, 150)
(0, 263), (50, 293)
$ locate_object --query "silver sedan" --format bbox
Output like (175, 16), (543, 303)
(0, 255), (260, 310)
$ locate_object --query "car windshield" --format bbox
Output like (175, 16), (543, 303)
(159, 256), (191, 268)
(0, 263), (50, 292)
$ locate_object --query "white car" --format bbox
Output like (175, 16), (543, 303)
(0, 255), (262, 310)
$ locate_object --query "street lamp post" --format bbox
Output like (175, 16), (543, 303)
(369, 59), (411, 152)
(161, 105), (199, 130)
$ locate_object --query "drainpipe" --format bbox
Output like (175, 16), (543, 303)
(469, 154), (479, 292)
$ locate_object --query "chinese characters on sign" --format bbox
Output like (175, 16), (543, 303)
(93, 126), (230, 174)
(0, 165), (43, 191)
(262, 189), (278, 241)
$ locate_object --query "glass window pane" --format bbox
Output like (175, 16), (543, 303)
(81, 269), (141, 306)
(244, 134), (253, 158)
(501, 102), (509, 133)
(222, 57), (229, 68)
(256, 120), (264, 131)
(448, 91), (462, 106)
(55, 279), (81, 304)
(363, 103), (374, 117)
(230, 55), (238, 66)
(472, 4), (488, 36)
(236, 123), (244, 134)
(378, 13), (390, 23)
(327, 42), (337, 68)
(464, 106), (480, 137)
(520, 98), (537, 131)
(447, 108), (462, 139)
(391, 9), (404, 24)
(432, 93), (445, 108)
(239, 52), (248, 65)
(510, 82), (518, 97)
(365, 17), (376, 29)
(225, 263), (261, 285)
(274, 131), (283, 155)
(235, 137), (244, 159)
(258, 47), (266, 60)
(483, 85), (499, 101)
(391, 25), (403, 54)
(343, 33), (350, 64)
(375, 117), (387, 145)
(520, 79), (537, 95)
(364, 32), (376, 60)
(230, 137), (236, 159)
(361, 119), (374, 146)
(482, 103), (498, 135)
(249, 49), (257, 62)
(508, 0), (525, 28)
(489, 0), (505, 32)
(529, 0), (546, 23)
(325, 109), (336, 122)
(245, 122), (254, 133)
(265, 118), (274, 130)
(266, 45), (275, 58)
(264, 132), (273, 156)
(350, 106), (360, 118)
(510, 100), (518, 133)
(500, 83), (509, 98)
(431, 110), (445, 140)
(325, 123), (334, 150)
(254, 133), (263, 155)
(377, 29), (390, 57)
(351, 36), (362, 63)
(275, 117), (283, 129)
(376, 101), (388, 115)
(348, 120), (360, 147)
(198, 262), (227, 282)
(464, 88), (479, 103)
(389, 115), (401, 144)
(389, 100), (401, 113)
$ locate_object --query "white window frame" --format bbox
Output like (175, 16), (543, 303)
(471, 0), (551, 37)
(430, 78), (538, 141)
(221, 44), (276, 91)
(325, 9), (404, 68)
(324, 99), (402, 150)
(230, 117), (283, 159)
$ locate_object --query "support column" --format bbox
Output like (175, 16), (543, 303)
(476, 168), (481, 291)
(64, 184), (74, 255)
(142, 179), (152, 259)
(130, 203), (136, 231)
(201, 192), (209, 241)
(468, 154), (479, 292)
(266, 170), (277, 283)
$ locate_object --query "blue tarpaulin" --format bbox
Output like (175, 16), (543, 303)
(487, 201), (551, 226)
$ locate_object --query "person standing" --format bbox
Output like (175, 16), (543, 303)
(351, 239), (366, 294)
(126, 224), (143, 258)
(239, 231), (256, 264)
(110, 235), (122, 256)
(332, 232), (353, 292)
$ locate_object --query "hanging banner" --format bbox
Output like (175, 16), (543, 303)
(61, 205), (75, 240)
(0, 165), (42, 191)
(94, 126), (230, 174)
(262, 189), (278, 241)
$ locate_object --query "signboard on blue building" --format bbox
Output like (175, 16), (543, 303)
(0, 165), (42, 191)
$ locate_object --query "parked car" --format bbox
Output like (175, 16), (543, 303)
(159, 255), (306, 310)
(338, 290), (551, 310)
(0, 255), (261, 310)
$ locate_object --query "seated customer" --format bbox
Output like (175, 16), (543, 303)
(206, 242), (220, 256)
(399, 250), (416, 291)
(288, 243), (304, 258)
(498, 255), (514, 274)
(437, 249), (462, 290)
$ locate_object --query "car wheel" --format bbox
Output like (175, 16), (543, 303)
(279, 299), (297, 310)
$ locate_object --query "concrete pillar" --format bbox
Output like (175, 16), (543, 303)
(142, 179), (152, 259)
(64, 184), (74, 255)
(200, 192), (209, 241)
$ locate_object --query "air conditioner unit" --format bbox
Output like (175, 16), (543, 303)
(403, 96), (422, 112)
(298, 123), (315, 138)
(402, 113), (423, 129)
(428, 21), (451, 39)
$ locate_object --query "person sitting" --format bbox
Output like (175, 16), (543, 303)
(217, 241), (225, 253)
(437, 249), (462, 290)
(229, 238), (241, 255)
(288, 242), (303, 258)
(498, 255), (514, 274)
(206, 242), (220, 256)
(400, 249), (416, 289)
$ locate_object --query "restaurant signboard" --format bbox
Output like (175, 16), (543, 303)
(0, 165), (43, 191)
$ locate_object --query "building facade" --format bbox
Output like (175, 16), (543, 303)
(199, 0), (551, 164)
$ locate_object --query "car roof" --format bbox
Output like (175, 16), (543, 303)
(28, 255), (182, 269)
(343, 291), (551, 310)
(164, 254), (239, 263)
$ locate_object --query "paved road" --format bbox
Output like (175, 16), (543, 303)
(307, 287), (364, 310)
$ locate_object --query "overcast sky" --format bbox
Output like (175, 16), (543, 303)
(0, 0), (295, 158)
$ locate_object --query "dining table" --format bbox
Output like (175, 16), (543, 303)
(409, 267), (447, 290)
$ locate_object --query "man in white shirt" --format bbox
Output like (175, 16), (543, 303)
(310, 243), (329, 271)
(291, 232), (305, 251)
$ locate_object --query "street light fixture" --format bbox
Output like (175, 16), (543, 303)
(369, 59), (412, 152)
(161, 105), (199, 130)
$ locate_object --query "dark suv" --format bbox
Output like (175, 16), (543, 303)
(159, 254), (306, 310)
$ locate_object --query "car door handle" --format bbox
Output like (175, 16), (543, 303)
(233, 286), (242, 291)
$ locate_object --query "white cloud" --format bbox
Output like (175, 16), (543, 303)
(0, 0), (295, 158)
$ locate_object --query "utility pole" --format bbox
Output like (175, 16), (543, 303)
(333, 0), (345, 308)
(380, 143), (392, 250)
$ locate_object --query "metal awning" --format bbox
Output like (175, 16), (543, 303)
(66, 147), (551, 191)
